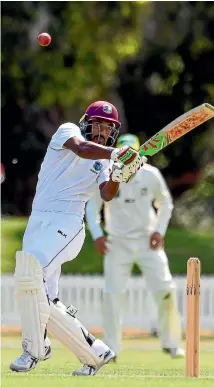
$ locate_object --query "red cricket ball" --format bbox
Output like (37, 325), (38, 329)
(38, 32), (51, 47)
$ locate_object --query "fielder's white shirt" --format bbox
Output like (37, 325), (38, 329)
(86, 164), (173, 238)
(32, 123), (110, 216)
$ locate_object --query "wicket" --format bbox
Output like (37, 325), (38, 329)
(186, 257), (200, 378)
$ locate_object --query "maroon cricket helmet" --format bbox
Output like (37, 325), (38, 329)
(79, 101), (121, 146)
(86, 101), (121, 128)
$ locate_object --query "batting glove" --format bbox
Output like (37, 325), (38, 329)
(111, 146), (142, 173)
(111, 162), (132, 183)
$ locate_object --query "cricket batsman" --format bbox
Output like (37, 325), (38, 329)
(86, 133), (185, 360)
(10, 101), (146, 375)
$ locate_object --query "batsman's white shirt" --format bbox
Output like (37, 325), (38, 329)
(32, 122), (110, 215)
(23, 122), (110, 285)
(86, 164), (173, 239)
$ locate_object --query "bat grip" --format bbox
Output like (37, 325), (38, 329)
(139, 148), (146, 157)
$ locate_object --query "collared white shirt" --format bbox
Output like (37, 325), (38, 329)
(32, 123), (110, 215)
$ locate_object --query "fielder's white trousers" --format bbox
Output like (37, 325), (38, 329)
(23, 210), (85, 300)
(103, 235), (181, 354)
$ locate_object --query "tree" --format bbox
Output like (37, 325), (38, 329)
(1, 1), (214, 215)
(118, 2), (214, 196)
(1, 1), (148, 214)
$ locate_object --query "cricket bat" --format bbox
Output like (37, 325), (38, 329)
(139, 103), (214, 158)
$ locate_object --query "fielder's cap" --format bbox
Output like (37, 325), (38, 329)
(116, 133), (140, 151)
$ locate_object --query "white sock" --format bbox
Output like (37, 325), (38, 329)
(92, 339), (110, 357)
(45, 337), (51, 347)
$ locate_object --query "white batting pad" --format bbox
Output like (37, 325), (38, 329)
(15, 251), (50, 360)
(48, 301), (101, 366)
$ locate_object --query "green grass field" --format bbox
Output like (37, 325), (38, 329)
(1, 217), (214, 274)
(1, 337), (214, 387)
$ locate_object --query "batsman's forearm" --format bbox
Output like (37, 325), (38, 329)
(77, 141), (114, 160)
(100, 180), (120, 202)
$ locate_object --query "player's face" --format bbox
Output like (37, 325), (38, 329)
(91, 120), (114, 145)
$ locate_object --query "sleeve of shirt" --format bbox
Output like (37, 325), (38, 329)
(153, 169), (174, 236)
(96, 160), (111, 186)
(50, 123), (82, 150)
(86, 188), (104, 240)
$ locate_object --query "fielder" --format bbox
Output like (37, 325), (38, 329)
(10, 101), (145, 376)
(86, 133), (185, 360)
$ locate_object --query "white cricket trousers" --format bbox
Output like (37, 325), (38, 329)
(22, 210), (85, 300)
(103, 235), (181, 354)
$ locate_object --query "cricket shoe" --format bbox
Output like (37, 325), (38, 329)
(163, 347), (185, 358)
(72, 349), (115, 376)
(10, 339), (51, 372)
(10, 351), (38, 372)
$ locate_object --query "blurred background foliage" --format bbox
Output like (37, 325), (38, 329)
(1, 1), (214, 234)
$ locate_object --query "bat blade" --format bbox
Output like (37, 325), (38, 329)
(139, 103), (214, 157)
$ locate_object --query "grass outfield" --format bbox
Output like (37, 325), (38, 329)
(2, 337), (214, 386)
(1, 217), (214, 274)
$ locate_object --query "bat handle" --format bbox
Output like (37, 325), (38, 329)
(139, 145), (157, 157)
(139, 147), (147, 157)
